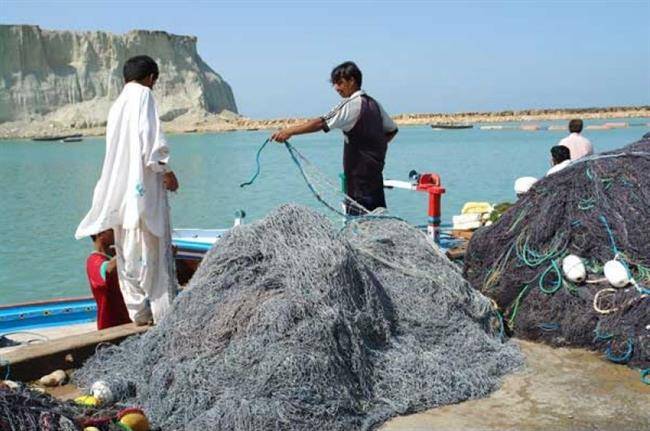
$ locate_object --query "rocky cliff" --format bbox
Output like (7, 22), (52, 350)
(0, 25), (237, 126)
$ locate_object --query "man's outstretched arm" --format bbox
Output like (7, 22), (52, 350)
(271, 118), (325, 142)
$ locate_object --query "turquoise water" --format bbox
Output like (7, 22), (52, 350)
(1, 120), (648, 305)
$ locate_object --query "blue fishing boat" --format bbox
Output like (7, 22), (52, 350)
(0, 229), (226, 340)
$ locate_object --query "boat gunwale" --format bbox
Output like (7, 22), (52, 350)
(0, 296), (94, 311)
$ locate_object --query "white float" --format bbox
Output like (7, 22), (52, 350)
(603, 260), (631, 288)
(91, 380), (114, 404)
(562, 254), (586, 283)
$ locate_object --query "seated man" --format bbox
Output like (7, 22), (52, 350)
(546, 145), (572, 176)
(557, 118), (593, 160)
(86, 229), (132, 330)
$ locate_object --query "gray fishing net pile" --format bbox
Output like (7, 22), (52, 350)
(75, 204), (522, 430)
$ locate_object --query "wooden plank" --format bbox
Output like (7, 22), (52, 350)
(446, 246), (467, 260)
(451, 229), (474, 240)
(1, 323), (148, 382)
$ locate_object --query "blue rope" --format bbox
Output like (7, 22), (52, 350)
(515, 233), (566, 269)
(283, 141), (350, 217)
(538, 322), (560, 331)
(635, 283), (650, 295)
(605, 337), (633, 364)
(641, 369), (650, 385)
(578, 198), (596, 210)
(240, 138), (271, 188)
(284, 142), (405, 224)
(601, 177), (614, 190)
(593, 321), (613, 341)
(538, 260), (563, 294)
(598, 214), (619, 255)
(494, 310), (505, 339)
(241, 139), (408, 224)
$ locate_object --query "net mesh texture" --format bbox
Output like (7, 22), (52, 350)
(464, 136), (650, 368)
(72, 204), (522, 430)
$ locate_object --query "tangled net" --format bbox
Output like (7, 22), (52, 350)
(0, 383), (124, 431)
(0, 385), (77, 431)
(465, 136), (650, 368)
(75, 204), (522, 430)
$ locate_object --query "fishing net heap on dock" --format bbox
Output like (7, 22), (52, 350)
(74, 204), (522, 430)
(464, 137), (650, 368)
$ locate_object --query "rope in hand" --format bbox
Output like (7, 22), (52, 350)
(241, 138), (404, 222)
(240, 138), (355, 216)
(239, 138), (271, 188)
(283, 140), (350, 217)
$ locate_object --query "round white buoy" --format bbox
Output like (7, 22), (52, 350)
(562, 254), (586, 283)
(604, 260), (630, 288)
(91, 380), (114, 404)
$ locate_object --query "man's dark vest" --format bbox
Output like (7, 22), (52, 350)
(343, 95), (387, 199)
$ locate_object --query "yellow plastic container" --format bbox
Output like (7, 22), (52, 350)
(461, 202), (493, 215)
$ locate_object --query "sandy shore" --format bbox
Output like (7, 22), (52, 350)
(1, 106), (648, 140)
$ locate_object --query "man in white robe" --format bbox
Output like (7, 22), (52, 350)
(76, 55), (179, 325)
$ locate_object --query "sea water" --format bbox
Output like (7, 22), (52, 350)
(0, 120), (648, 305)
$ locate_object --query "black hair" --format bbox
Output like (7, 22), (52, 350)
(551, 145), (571, 164)
(569, 119), (583, 133)
(123, 55), (159, 83)
(90, 234), (98, 241)
(330, 61), (362, 87)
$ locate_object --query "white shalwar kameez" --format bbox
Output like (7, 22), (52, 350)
(75, 82), (177, 324)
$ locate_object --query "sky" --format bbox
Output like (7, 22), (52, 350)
(2, 0), (650, 119)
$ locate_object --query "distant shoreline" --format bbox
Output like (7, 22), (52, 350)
(1, 105), (648, 140)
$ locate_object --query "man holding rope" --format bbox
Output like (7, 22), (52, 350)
(271, 61), (398, 215)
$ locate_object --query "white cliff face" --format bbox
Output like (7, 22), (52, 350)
(0, 25), (238, 125)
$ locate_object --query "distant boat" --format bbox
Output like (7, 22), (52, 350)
(61, 137), (83, 142)
(32, 133), (83, 142)
(430, 123), (473, 130)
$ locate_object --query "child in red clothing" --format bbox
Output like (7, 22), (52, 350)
(86, 229), (131, 330)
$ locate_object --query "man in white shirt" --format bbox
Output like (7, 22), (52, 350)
(546, 145), (572, 176)
(76, 56), (179, 325)
(557, 119), (593, 160)
(271, 61), (398, 215)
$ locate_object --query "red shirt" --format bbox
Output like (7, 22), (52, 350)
(86, 252), (131, 330)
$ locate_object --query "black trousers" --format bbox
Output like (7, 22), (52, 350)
(345, 187), (386, 216)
